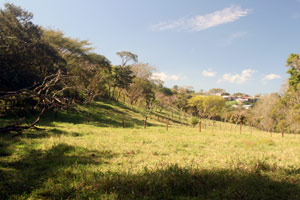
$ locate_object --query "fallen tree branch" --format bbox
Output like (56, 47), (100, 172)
(0, 70), (74, 135)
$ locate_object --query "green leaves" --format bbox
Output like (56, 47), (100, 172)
(188, 95), (225, 118)
(0, 4), (64, 91)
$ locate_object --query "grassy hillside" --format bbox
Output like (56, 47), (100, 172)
(1, 100), (300, 199)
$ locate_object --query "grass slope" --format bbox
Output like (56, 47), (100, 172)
(1, 100), (300, 199)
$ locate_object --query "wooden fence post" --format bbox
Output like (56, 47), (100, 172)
(166, 120), (169, 131)
(122, 119), (125, 128)
(198, 120), (201, 132)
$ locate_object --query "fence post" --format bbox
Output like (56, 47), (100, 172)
(198, 120), (201, 132)
(166, 120), (169, 131)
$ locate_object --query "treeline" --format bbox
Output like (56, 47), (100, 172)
(0, 4), (194, 133)
(1, 3), (300, 135)
(186, 61), (300, 135)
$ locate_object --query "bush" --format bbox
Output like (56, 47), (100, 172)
(191, 117), (199, 127)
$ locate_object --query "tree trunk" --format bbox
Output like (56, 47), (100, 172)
(117, 90), (121, 101)
(166, 120), (169, 131)
(112, 87), (116, 99)
(87, 111), (90, 122)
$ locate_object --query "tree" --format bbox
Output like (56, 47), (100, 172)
(202, 96), (226, 119)
(188, 96), (205, 117)
(110, 65), (134, 99)
(188, 96), (225, 119)
(126, 78), (155, 108)
(116, 51), (138, 67)
(286, 53), (300, 89)
(175, 92), (191, 113)
(44, 29), (111, 103)
(251, 93), (280, 132)
(131, 63), (155, 79)
(207, 88), (226, 95)
(0, 3), (65, 91)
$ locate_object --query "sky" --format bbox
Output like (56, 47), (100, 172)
(2, 0), (300, 95)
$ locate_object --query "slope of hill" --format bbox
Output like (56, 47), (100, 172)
(1, 100), (300, 199)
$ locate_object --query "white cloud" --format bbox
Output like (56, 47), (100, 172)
(227, 31), (247, 44)
(151, 72), (180, 81)
(202, 69), (216, 77)
(150, 5), (250, 32)
(262, 74), (281, 81)
(218, 69), (255, 84)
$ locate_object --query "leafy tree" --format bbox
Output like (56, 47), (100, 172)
(286, 53), (300, 89)
(188, 96), (205, 117)
(202, 96), (226, 119)
(207, 88), (226, 95)
(158, 87), (173, 96)
(251, 93), (280, 131)
(110, 65), (134, 100)
(44, 29), (111, 103)
(116, 51), (138, 67)
(175, 92), (191, 113)
(0, 3), (65, 91)
(188, 96), (225, 119)
(126, 78), (155, 109)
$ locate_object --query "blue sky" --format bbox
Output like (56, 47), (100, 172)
(3, 0), (300, 95)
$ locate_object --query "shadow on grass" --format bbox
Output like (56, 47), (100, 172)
(17, 164), (300, 200)
(91, 166), (300, 200)
(152, 112), (190, 126)
(0, 143), (117, 199)
(37, 101), (156, 128)
(16, 128), (83, 139)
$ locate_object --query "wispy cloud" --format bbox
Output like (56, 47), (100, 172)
(262, 74), (281, 81)
(218, 69), (255, 84)
(202, 69), (216, 77)
(227, 31), (247, 45)
(151, 72), (180, 81)
(150, 5), (250, 32)
(292, 12), (300, 19)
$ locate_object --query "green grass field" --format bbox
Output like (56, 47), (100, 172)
(1, 101), (300, 199)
